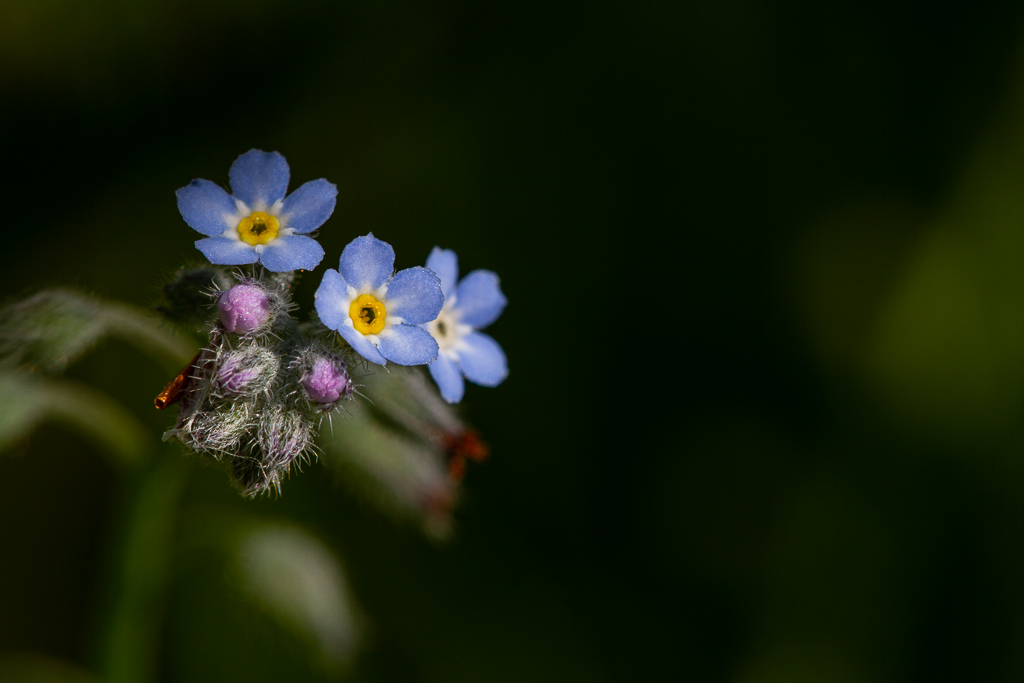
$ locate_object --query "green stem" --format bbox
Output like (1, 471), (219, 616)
(104, 304), (198, 370)
(96, 449), (190, 683)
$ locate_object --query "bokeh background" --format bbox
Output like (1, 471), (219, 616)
(5, 0), (1024, 681)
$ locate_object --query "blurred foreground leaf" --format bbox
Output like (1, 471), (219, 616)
(170, 510), (363, 680)
(793, 48), (1024, 438)
(0, 372), (150, 465)
(0, 652), (98, 683)
(0, 288), (195, 374)
(96, 453), (190, 683)
(235, 523), (361, 671)
(735, 643), (871, 683)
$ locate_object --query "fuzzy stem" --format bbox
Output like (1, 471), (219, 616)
(104, 304), (198, 370)
(95, 449), (190, 683)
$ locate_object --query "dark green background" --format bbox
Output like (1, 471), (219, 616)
(4, 1), (1024, 681)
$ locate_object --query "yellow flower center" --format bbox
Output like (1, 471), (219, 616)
(349, 294), (386, 335)
(237, 211), (280, 245)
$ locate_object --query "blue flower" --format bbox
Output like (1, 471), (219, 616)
(421, 247), (507, 403)
(314, 234), (444, 366)
(176, 149), (337, 272)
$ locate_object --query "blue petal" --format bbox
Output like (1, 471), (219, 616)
(377, 324), (438, 366)
(339, 233), (394, 292)
(195, 237), (258, 265)
(385, 266), (443, 325)
(314, 269), (353, 331)
(337, 322), (387, 366)
(457, 332), (507, 386)
(281, 179), (337, 234)
(176, 179), (238, 237)
(429, 353), (465, 403)
(229, 149), (290, 209)
(258, 234), (325, 272)
(454, 270), (507, 329)
(426, 247), (458, 300)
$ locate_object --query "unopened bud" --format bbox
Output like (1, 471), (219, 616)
(218, 284), (271, 334)
(216, 347), (279, 396)
(259, 408), (313, 471)
(301, 356), (353, 406)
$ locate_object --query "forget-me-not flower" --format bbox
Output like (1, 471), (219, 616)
(315, 234), (444, 366)
(176, 149), (336, 272)
(421, 247), (507, 403)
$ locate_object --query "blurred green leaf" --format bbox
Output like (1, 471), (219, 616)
(792, 50), (1024, 438)
(96, 452), (190, 683)
(172, 505), (363, 675)
(234, 523), (361, 672)
(734, 643), (871, 683)
(0, 653), (98, 683)
(0, 371), (150, 465)
(0, 288), (196, 374)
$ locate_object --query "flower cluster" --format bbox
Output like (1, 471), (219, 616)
(162, 149), (508, 496)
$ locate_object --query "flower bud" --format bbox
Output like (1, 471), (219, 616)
(218, 284), (272, 334)
(216, 347), (279, 396)
(301, 356), (353, 406)
(259, 408), (313, 471)
(167, 392), (255, 457)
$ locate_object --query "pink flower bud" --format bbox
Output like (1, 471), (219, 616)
(218, 284), (271, 334)
(301, 357), (353, 405)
